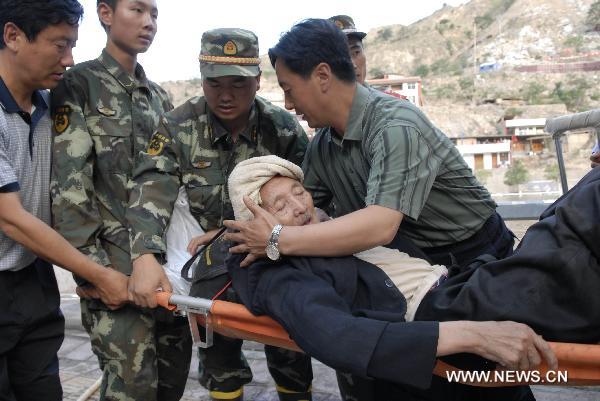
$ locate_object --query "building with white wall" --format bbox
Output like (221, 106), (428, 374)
(366, 75), (423, 106)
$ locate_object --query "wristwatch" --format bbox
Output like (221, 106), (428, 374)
(266, 224), (283, 261)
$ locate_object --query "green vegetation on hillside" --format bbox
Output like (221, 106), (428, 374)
(551, 78), (588, 112)
(587, 0), (600, 31)
(504, 160), (529, 191)
(475, 0), (516, 29)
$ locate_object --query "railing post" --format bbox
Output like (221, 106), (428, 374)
(553, 132), (569, 194)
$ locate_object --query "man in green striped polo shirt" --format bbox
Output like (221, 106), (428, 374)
(224, 18), (514, 270)
(223, 17), (528, 401)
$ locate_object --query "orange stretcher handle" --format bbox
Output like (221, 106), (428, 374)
(156, 292), (600, 386)
(209, 300), (302, 352)
(155, 291), (177, 311)
(155, 291), (301, 351)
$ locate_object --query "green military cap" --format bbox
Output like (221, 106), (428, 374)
(328, 15), (366, 39)
(199, 28), (261, 78)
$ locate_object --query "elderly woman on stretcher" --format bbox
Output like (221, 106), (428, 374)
(182, 154), (598, 390)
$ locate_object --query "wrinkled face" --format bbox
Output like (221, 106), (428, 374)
(101, 0), (158, 55)
(11, 21), (78, 90)
(275, 58), (325, 129)
(259, 176), (319, 226)
(348, 37), (366, 84)
(202, 75), (260, 124)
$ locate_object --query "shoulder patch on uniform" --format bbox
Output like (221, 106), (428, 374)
(53, 105), (72, 134)
(147, 132), (171, 156)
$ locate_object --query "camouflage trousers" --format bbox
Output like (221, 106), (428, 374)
(81, 300), (192, 401)
(193, 274), (313, 393)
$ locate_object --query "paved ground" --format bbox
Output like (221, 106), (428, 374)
(57, 221), (599, 400)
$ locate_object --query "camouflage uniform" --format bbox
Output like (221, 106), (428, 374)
(51, 50), (191, 401)
(126, 29), (313, 401)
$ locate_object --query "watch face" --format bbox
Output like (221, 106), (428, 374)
(266, 244), (280, 261)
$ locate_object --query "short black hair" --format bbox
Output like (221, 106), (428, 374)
(0, 0), (83, 49)
(269, 18), (356, 83)
(97, 0), (118, 31)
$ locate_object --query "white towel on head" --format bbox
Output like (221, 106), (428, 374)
(228, 155), (304, 221)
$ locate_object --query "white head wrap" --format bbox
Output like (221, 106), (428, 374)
(227, 155), (304, 221)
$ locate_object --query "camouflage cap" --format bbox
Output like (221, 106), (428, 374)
(328, 15), (366, 40)
(199, 28), (261, 78)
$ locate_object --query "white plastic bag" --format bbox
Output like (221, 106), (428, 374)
(163, 187), (204, 295)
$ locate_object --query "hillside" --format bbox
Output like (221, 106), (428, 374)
(361, 0), (600, 116)
(161, 0), (600, 137)
(365, 0), (596, 75)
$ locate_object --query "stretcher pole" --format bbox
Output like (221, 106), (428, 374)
(544, 109), (600, 193)
(156, 292), (600, 386)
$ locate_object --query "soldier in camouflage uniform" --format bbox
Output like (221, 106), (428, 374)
(328, 15), (367, 85)
(126, 28), (313, 401)
(50, 1), (191, 400)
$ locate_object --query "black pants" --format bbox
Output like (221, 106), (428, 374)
(421, 212), (515, 267)
(0, 259), (64, 401)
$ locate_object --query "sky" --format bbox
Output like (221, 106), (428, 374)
(74, 0), (468, 82)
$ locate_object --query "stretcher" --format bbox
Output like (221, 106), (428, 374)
(156, 291), (600, 387)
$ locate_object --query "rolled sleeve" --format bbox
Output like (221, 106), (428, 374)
(365, 125), (440, 220)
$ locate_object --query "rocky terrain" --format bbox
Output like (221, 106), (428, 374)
(163, 0), (599, 132)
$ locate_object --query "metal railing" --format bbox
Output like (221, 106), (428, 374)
(498, 109), (599, 220)
(544, 109), (600, 194)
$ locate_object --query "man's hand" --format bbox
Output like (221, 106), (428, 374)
(91, 268), (130, 309)
(223, 196), (281, 267)
(469, 321), (557, 371)
(128, 254), (172, 308)
(76, 285), (100, 300)
(187, 228), (222, 254)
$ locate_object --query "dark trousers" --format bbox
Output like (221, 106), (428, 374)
(0, 259), (65, 401)
(421, 212), (515, 267)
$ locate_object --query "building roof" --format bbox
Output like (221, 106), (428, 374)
(505, 118), (547, 128)
(366, 76), (422, 85)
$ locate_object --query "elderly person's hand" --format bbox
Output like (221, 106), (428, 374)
(438, 321), (557, 371)
(224, 196), (281, 267)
